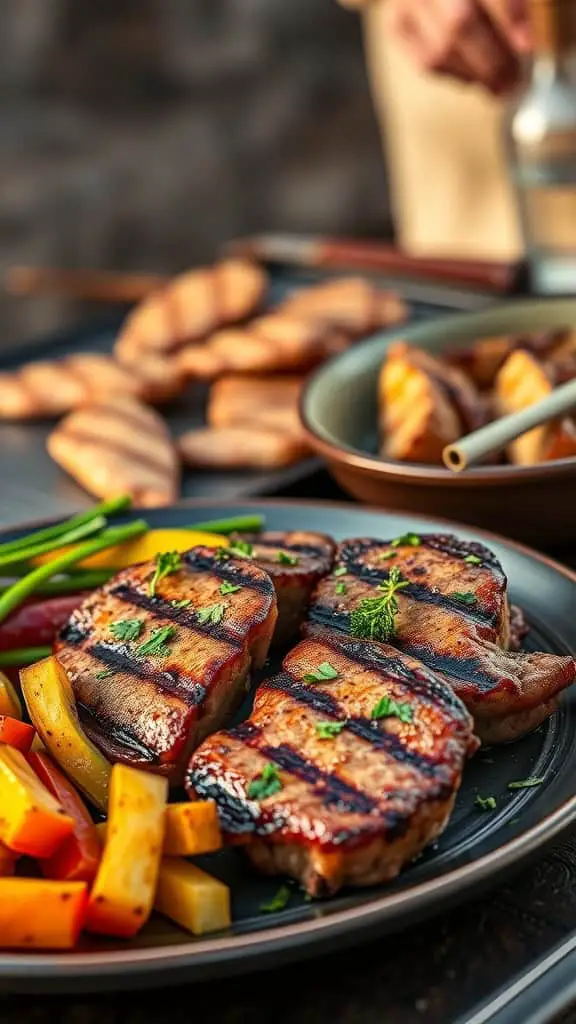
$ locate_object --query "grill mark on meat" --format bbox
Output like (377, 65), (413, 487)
(342, 535), (502, 572)
(60, 625), (207, 704)
(78, 702), (158, 763)
(267, 671), (444, 777)
(182, 549), (273, 595)
(84, 400), (164, 436)
(339, 556), (499, 627)
(245, 537), (333, 558)
(60, 428), (171, 476)
(109, 582), (244, 647)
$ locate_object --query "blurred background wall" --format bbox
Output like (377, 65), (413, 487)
(0, 0), (390, 344)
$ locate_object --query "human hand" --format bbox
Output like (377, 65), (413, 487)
(388, 0), (532, 95)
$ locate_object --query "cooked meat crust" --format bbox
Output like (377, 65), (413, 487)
(55, 545), (277, 781)
(187, 632), (477, 895)
(305, 535), (575, 744)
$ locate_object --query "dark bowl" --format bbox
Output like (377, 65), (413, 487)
(301, 298), (576, 546)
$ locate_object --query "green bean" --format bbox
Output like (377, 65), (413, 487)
(0, 646), (52, 666)
(0, 515), (108, 569)
(0, 519), (147, 625)
(0, 570), (113, 597)
(187, 514), (265, 535)
(0, 495), (132, 558)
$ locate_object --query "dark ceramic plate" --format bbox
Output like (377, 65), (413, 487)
(1, 499), (575, 994)
(301, 298), (576, 546)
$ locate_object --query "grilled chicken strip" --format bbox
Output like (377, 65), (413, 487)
(115, 259), (267, 367)
(0, 352), (185, 420)
(178, 314), (347, 381)
(48, 394), (180, 506)
(306, 535), (575, 744)
(208, 374), (306, 439)
(227, 531), (335, 646)
(187, 632), (477, 896)
(280, 277), (407, 337)
(178, 425), (310, 471)
(55, 546), (277, 781)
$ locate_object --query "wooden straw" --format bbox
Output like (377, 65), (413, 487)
(443, 376), (576, 471)
(5, 266), (168, 303)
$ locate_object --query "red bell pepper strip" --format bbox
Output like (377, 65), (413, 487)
(28, 751), (101, 884)
(0, 716), (35, 753)
(0, 595), (84, 652)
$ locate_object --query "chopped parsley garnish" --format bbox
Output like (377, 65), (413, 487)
(197, 602), (227, 626)
(277, 551), (299, 566)
(508, 777), (545, 790)
(259, 885), (292, 913)
(350, 567), (409, 642)
(316, 720), (347, 740)
(223, 540), (253, 560)
(247, 762), (282, 800)
(475, 795), (497, 811)
(96, 669), (113, 680)
(137, 625), (176, 658)
(333, 566), (347, 577)
(370, 696), (413, 723)
(171, 598), (192, 609)
(464, 554), (482, 566)
(303, 662), (339, 684)
(336, 582), (347, 595)
(109, 618), (144, 643)
(219, 582), (241, 596)
(148, 551), (182, 597)
(380, 551), (395, 561)
(451, 592), (477, 605)
(390, 533), (421, 548)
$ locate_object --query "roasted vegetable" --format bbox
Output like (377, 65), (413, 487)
(34, 527), (226, 570)
(0, 744), (74, 857)
(0, 671), (22, 718)
(154, 859), (231, 936)
(28, 751), (101, 884)
(86, 764), (168, 939)
(0, 716), (35, 753)
(20, 656), (112, 811)
(0, 595), (85, 651)
(164, 801), (222, 857)
(0, 878), (88, 949)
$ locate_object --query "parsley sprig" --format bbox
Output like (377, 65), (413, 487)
(197, 602), (227, 626)
(148, 551), (182, 597)
(451, 592), (477, 606)
(137, 624), (176, 658)
(277, 551), (299, 566)
(370, 696), (413, 723)
(350, 567), (409, 642)
(247, 763), (282, 800)
(220, 582), (241, 596)
(260, 885), (292, 913)
(316, 720), (346, 740)
(464, 554), (482, 566)
(475, 794), (497, 811)
(303, 662), (339, 684)
(109, 618), (144, 643)
(390, 533), (421, 548)
(508, 777), (545, 790)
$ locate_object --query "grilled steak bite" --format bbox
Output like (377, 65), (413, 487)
(55, 546), (277, 781)
(306, 535), (575, 745)
(187, 633), (477, 896)
(227, 531), (335, 646)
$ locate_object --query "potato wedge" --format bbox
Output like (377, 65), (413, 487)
(164, 801), (222, 857)
(154, 858), (231, 936)
(0, 878), (87, 949)
(86, 764), (168, 939)
(0, 744), (74, 857)
(21, 656), (112, 812)
(496, 349), (576, 464)
(0, 671), (22, 719)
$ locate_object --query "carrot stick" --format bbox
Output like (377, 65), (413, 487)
(0, 878), (87, 949)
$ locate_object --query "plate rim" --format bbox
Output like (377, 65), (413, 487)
(300, 297), (576, 485)
(1, 496), (575, 983)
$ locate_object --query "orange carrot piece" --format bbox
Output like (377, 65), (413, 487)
(0, 744), (74, 857)
(164, 801), (222, 857)
(0, 878), (87, 949)
(28, 751), (101, 884)
(0, 716), (35, 754)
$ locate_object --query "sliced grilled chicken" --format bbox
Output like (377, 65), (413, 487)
(227, 531), (335, 646)
(379, 343), (484, 464)
(280, 277), (407, 337)
(178, 314), (347, 380)
(208, 374), (305, 438)
(187, 632), (477, 896)
(0, 352), (185, 420)
(496, 349), (576, 464)
(48, 394), (180, 506)
(55, 546), (277, 781)
(306, 535), (575, 744)
(178, 425), (310, 471)
(115, 259), (267, 366)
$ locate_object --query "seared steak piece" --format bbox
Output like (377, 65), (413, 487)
(187, 632), (477, 896)
(55, 546), (277, 781)
(228, 531), (335, 646)
(306, 535), (575, 744)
